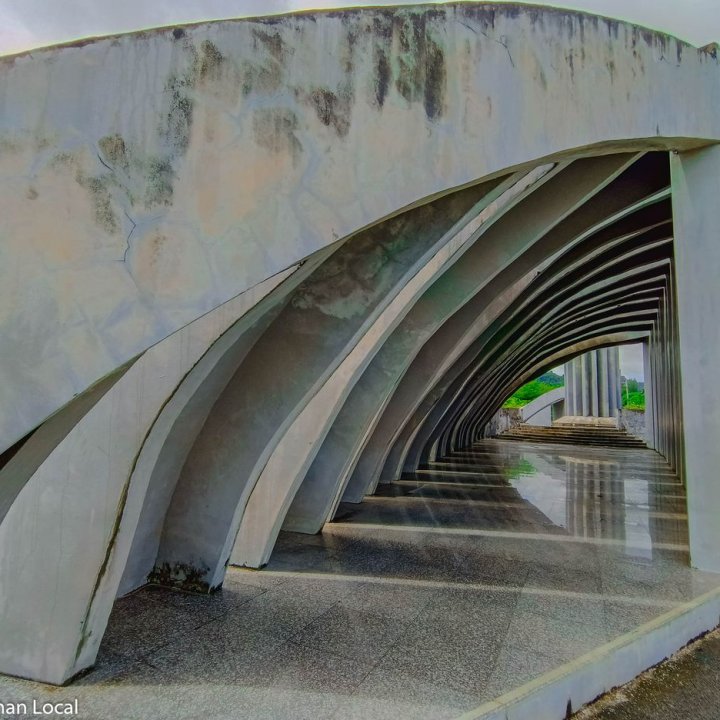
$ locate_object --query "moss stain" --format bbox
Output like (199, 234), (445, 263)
(307, 87), (352, 137)
(393, 12), (447, 121)
(148, 562), (214, 594)
(252, 107), (303, 162)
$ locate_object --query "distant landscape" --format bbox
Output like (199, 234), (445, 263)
(502, 371), (564, 408)
(621, 378), (646, 411)
(503, 372), (646, 411)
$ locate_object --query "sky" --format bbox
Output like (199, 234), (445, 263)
(1, 0), (718, 56)
(619, 343), (644, 381)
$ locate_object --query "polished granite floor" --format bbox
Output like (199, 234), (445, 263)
(2, 439), (719, 720)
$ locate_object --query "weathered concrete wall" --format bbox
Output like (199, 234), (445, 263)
(1, 4), (719, 456)
(619, 408), (646, 439)
(484, 407), (522, 437)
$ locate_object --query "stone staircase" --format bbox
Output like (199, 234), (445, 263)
(500, 422), (647, 448)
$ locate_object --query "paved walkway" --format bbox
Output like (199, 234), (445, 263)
(1, 439), (718, 719)
(575, 628), (720, 720)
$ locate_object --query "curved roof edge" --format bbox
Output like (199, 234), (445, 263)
(1, 2), (710, 62)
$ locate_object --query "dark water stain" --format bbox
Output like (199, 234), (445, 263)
(252, 107), (303, 162)
(98, 134), (129, 171)
(75, 171), (119, 234)
(196, 39), (224, 82)
(607, 59), (616, 83)
(307, 87), (352, 137)
(374, 48), (391, 108)
(164, 73), (194, 154)
(458, 5), (498, 30)
(252, 28), (289, 63)
(241, 58), (284, 97)
(566, 51), (575, 80)
(241, 30), (290, 97)
(371, 14), (394, 109)
(290, 181), (486, 319)
(424, 37), (446, 120)
(393, 12), (447, 121)
(144, 156), (175, 208)
(161, 39), (224, 154)
(53, 151), (119, 232)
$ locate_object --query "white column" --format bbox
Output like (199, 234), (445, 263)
(672, 145), (720, 573)
(642, 340), (655, 449)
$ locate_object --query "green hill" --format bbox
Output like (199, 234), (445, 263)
(503, 373), (564, 409)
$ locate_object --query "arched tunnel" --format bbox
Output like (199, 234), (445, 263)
(1, 4), (719, 714)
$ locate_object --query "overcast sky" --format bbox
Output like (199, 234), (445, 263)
(619, 344), (644, 381)
(1, 0), (718, 56)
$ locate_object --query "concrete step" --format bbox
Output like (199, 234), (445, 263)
(499, 423), (647, 449)
(502, 433), (645, 443)
(503, 435), (646, 444)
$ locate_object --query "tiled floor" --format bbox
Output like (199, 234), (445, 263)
(2, 439), (719, 720)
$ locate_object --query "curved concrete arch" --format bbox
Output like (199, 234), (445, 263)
(396, 213), (672, 471)
(227, 163), (562, 568)
(361, 216), (671, 491)
(367, 191), (672, 490)
(233, 153), (639, 564)
(0, 265), (300, 685)
(444, 270), (668, 451)
(2, 4), (720, 687)
(278, 151), (659, 531)
(460, 262), (670, 426)
(2, 4), (718, 457)
(424, 225), (667, 452)
(462, 316), (659, 447)
(520, 386), (566, 423)
(157, 169), (532, 580)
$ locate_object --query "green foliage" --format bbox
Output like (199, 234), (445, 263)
(503, 378), (563, 408)
(622, 388), (645, 411)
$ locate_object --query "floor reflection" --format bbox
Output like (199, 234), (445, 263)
(2, 440), (716, 720)
(382, 439), (688, 555)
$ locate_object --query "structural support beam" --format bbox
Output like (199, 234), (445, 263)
(564, 347), (621, 418)
(642, 340), (656, 449)
(672, 144), (720, 573)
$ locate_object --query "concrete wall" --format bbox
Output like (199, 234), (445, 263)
(619, 408), (646, 439)
(1, 5), (718, 458)
(484, 408), (523, 437)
